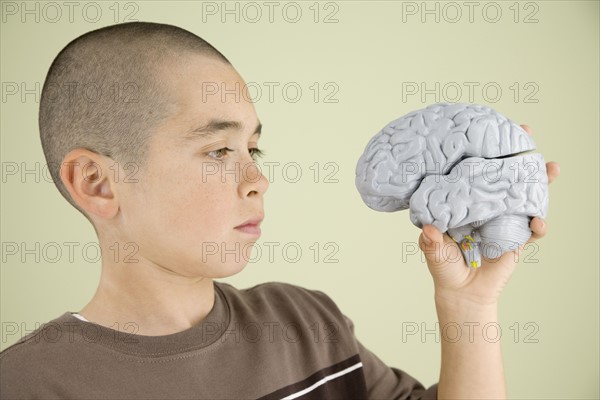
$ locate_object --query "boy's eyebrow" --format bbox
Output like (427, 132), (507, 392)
(184, 119), (262, 140)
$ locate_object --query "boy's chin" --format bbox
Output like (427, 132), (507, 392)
(203, 261), (250, 279)
(191, 241), (258, 278)
(199, 260), (248, 279)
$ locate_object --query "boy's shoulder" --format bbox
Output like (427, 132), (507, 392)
(217, 279), (334, 300)
(0, 311), (73, 370)
(215, 280), (345, 319)
(0, 281), (348, 358)
(1, 281), (361, 398)
(215, 280), (354, 345)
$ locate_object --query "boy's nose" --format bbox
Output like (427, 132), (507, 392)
(240, 162), (269, 197)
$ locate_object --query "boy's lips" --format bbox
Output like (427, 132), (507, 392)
(235, 216), (264, 236)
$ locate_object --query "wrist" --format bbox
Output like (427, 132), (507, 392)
(434, 290), (499, 319)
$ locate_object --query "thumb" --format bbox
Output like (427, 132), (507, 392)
(418, 224), (447, 268)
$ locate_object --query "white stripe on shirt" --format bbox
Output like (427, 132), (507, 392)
(281, 362), (364, 400)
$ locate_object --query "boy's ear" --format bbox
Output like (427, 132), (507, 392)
(60, 149), (119, 219)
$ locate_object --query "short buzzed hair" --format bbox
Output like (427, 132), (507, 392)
(39, 22), (230, 219)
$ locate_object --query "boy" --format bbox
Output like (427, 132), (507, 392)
(0, 22), (560, 399)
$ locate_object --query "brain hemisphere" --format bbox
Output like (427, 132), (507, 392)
(355, 103), (549, 269)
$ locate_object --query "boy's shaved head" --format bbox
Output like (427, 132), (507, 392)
(39, 22), (230, 218)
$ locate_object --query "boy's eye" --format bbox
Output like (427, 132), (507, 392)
(206, 147), (265, 161)
(249, 147), (265, 160)
(207, 147), (234, 160)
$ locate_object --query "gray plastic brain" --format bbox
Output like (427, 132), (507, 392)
(355, 103), (549, 269)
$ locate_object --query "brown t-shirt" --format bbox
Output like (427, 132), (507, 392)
(0, 281), (438, 399)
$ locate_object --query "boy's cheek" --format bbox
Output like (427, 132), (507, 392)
(196, 161), (255, 186)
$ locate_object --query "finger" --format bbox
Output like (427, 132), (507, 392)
(419, 226), (465, 271)
(418, 225), (443, 255)
(422, 224), (443, 246)
(527, 217), (547, 243)
(516, 124), (560, 183)
(517, 125), (560, 184)
(520, 124), (533, 135)
(546, 161), (561, 184)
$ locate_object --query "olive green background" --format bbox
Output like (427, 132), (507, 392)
(1, 1), (598, 398)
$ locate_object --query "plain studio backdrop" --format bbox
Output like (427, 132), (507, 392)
(1, 1), (598, 399)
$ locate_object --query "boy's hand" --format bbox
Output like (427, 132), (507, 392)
(418, 124), (561, 308)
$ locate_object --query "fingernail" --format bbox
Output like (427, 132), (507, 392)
(423, 233), (433, 245)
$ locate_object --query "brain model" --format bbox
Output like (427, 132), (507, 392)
(355, 103), (549, 269)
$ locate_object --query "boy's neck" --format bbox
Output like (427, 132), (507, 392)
(77, 273), (216, 336)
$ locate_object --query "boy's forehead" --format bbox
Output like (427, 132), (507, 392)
(181, 94), (260, 134)
(151, 55), (259, 144)
(182, 117), (262, 142)
(166, 59), (253, 107)
(165, 54), (242, 89)
(161, 58), (256, 117)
